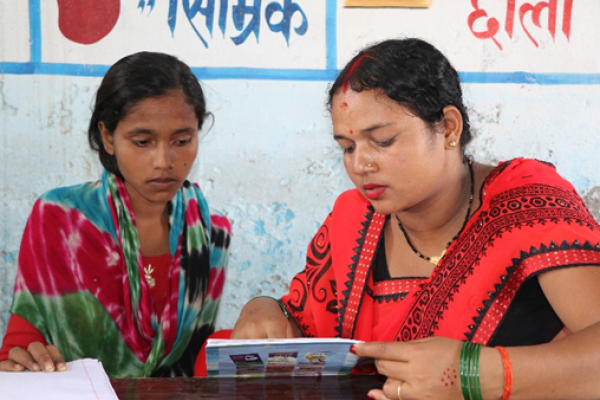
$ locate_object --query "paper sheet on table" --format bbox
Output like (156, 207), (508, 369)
(0, 358), (118, 400)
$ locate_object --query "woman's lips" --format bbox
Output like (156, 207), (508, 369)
(364, 185), (387, 200)
(148, 178), (178, 190)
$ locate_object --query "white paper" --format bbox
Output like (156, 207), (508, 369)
(0, 358), (118, 400)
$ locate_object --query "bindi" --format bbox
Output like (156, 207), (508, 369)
(349, 129), (354, 134)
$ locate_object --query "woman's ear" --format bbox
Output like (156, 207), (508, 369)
(98, 122), (115, 155)
(442, 105), (464, 147)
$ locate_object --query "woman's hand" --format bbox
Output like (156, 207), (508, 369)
(353, 337), (469, 400)
(0, 342), (66, 372)
(231, 297), (300, 339)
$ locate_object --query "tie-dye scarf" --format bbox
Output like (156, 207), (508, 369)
(10, 171), (230, 377)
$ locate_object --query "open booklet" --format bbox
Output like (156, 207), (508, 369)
(206, 338), (363, 377)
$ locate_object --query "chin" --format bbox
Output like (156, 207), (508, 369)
(368, 202), (393, 215)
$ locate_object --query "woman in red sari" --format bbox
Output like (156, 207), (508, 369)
(232, 38), (600, 399)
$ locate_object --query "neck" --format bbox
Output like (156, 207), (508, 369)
(124, 182), (169, 226)
(396, 159), (473, 250)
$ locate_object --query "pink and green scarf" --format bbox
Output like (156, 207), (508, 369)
(10, 171), (230, 377)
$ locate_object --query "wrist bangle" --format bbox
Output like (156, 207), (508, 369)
(495, 346), (513, 400)
(276, 298), (290, 319)
(250, 296), (289, 319)
(460, 342), (483, 400)
(460, 342), (472, 400)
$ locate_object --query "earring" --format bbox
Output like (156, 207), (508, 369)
(449, 141), (457, 147)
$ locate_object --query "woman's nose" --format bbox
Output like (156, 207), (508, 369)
(154, 144), (174, 169)
(352, 148), (375, 172)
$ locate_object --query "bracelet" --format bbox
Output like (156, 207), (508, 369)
(249, 296), (289, 319)
(460, 342), (472, 400)
(495, 346), (513, 400)
(460, 342), (483, 400)
(470, 343), (483, 400)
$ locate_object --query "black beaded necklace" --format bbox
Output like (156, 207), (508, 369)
(395, 160), (474, 266)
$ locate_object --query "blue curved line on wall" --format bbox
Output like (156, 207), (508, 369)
(1, 0), (599, 85)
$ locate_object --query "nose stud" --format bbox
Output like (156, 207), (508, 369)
(367, 163), (372, 167)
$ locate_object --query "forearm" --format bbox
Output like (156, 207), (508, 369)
(480, 321), (600, 400)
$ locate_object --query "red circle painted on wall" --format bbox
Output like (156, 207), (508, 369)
(57, 0), (120, 45)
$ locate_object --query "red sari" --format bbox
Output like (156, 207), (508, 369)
(281, 159), (600, 345)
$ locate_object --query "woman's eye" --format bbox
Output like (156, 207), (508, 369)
(174, 138), (192, 146)
(342, 145), (355, 154)
(376, 138), (394, 147)
(133, 140), (150, 147)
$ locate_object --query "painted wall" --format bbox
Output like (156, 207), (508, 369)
(1, 0), (600, 339)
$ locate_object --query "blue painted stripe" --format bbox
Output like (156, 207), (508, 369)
(1, 62), (600, 85)
(326, 0), (337, 71)
(191, 67), (340, 81)
(460, 71), (600, 85)
(29, 0), (42, 62)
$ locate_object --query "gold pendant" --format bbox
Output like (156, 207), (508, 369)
(429, 250), (446, 266)
(144, 264), (156, 288)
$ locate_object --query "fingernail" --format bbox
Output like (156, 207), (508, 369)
(31, 363), (40, 371)
(57, 363), (67, 371)
(13, 364), (24, 371)
(350, 345), (357, 354)
(45, 363), (55, 372)
(367, 394), (375, 399)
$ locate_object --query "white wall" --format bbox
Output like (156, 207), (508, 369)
(1, 0), (599, 338)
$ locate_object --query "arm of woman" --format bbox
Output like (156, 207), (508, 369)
(502, 265), (600, 399)
(354, 265), (600, 400)
(231, 297), (302, 339)
(0, 313), (66, 372)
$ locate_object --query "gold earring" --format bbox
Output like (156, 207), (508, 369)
(449, 141), (457, 147)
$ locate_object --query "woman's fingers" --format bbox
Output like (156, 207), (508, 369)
(8, 346), (39, 371)
(353, 341), (407, 361)
(367, 389), (395, 400)
(46, 344), (67, 371)
(27, 342), (58, 371)
(382, 378), (406, 400)
(0, 359), (26, 372)
(4, 344), (67, 373)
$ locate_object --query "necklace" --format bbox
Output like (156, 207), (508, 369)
(396, 160), (474, 266)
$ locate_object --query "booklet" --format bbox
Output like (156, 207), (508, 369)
(206, 338), (362, 377)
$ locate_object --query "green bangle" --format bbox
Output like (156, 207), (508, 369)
(460, 342), (472, 400)
(250, 296), (289, 319)
(469, 343), (483, 400)
(460, 342), (483, 400)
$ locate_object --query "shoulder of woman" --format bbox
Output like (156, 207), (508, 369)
(39, 180), (102, 205)
(489, 158), (568, 187)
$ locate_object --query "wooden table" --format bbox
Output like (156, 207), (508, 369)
(111, 375), (386, 399)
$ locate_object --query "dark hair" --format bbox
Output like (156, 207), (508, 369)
(328, 38), (471, 147)
(88, 51), (208, 177)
